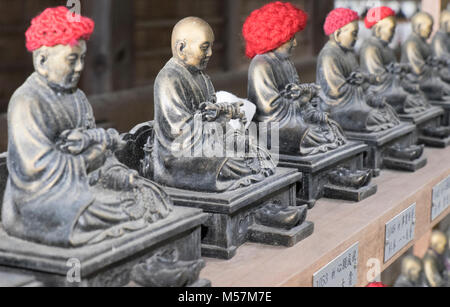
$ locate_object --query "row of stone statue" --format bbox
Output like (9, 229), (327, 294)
(0, 3), (449, 286)
(395, 230), (450, 287)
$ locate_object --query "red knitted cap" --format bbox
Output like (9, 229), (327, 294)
(365, 7), (395, 29)
(243, 1), (308, 59)
(324, 8), (359, 36)
(25, 6), (94, 52)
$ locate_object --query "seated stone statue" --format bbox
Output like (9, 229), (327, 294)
(423, 230), (449, 287)
(244, 2), (346, 156)
(394, 255), (427, 287)
(432, 10), (450, 83)
(360, 7), (429, 115)
(317, 8), (401, 133)
(2, 7), (172, 247)
(401, 12), (450, 101)
(153, 17), (275, 193)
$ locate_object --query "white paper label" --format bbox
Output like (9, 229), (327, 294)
(313, 242), (359, 287)
(431, 176), (450, 221)
(384, 203), (416, 262)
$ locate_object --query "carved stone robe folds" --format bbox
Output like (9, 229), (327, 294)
(154, 58), (275, 192)
(360, 37), (429, 114)
(401, 33), (450, 96)
(248, 52), (346, 155)
(432, 30), (450, 82)
(317, 41), (400, 132)
(2, 73), (173, 247)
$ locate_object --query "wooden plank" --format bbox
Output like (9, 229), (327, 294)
(224, 0), (241, 71)
(200, 146), (450, 287)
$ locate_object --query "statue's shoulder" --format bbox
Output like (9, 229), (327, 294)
(8, 75), (41, 113)
(249, 54), (273, 72)
(155, 59), (186, 85)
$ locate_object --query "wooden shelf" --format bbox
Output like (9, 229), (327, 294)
(200, 146), (450, 287)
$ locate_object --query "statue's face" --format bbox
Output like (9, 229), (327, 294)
(375, 16), (396, 44)
(434, 237), (447, 254)
(414, 15), (433, 39)
(335, 21), (359, 50)
(34, 40), (87, 90)
(182, 27), (214, 71)
(275, 36), (297, 57)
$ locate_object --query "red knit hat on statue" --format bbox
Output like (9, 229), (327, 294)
(323, 8), (359, 36)
(364, 7), (395, 29)
(242, 1), (308, 59)
(25, 6), (94, 52)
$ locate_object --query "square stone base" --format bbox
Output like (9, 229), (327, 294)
(164, 168), (313, 260)
(323, 183), (377, 202)
(248, 221), (314, 247)
(345, 123), (426, 174)
(278, 142), (377, 208)
(400, 106), (450, 148)
(0, 206), (207, 287)
(430, 99), (450, 126)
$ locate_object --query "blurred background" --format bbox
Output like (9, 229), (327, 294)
(0, 0), (448, 151)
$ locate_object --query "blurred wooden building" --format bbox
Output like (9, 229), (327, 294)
(0, 0), (448, 151)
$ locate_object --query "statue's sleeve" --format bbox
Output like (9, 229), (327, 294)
(404, 40), (427, 76)
(248, 59), (285, 117)
(154, 68), (203, 155)
(8, 94), (86, 180)
(433, 35), (450, 59)
(424, 257), (445, 287)
(320, 54), (350, 100)
(362, 45), (387, 76)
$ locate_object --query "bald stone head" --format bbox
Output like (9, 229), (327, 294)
(440, 10), (450, 33)
(171, 17), (215, 71)
(430, 230), (448, 255)
(411, 12), (434, 39)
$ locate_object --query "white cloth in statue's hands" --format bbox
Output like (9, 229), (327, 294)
(215, 91), (256, 130)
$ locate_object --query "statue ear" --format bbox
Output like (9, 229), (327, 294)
(33, 49), (49, 77)
(175, 40), (187, 59)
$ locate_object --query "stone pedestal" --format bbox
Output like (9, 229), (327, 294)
(163, 168), (314, 260)
(278, 142), (377, 208)
(0, 268), (42, 287)
(0, 206), (208, 287)
(345, 123), (427, 176)
(430, 99), (450, 126)
(400, 106), (450, 148)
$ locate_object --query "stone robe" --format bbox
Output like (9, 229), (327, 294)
(317, 41), (400, 132)
(432, 30), (450, 82)
(2, 73), (172, 247)
(401, 33), (450, 97)
(153, 58), (275, 192)
(248, 51), (346, 156)
(360, 36), (429, 114)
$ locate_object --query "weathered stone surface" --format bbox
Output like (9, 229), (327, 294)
(345, 122), (427, 174)
(163, 168), (313, 259)
(278, 141), (377, 207)
(0, 206), (207, 287)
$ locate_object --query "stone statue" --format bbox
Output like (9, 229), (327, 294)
(153, 17), (276, 192)
(0, 7), (210, 287)
(317, 8), (401, 133)
(401, 12), (450, 101)
(245, 2), (346, 156)
(360, 7), (430, 115)
(2, 6), (173, 247)
(394, 255), (427, 287)
(242, 2), (375, 205)
(423, 230), (449, 287)
(432, 10), (450, 83)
